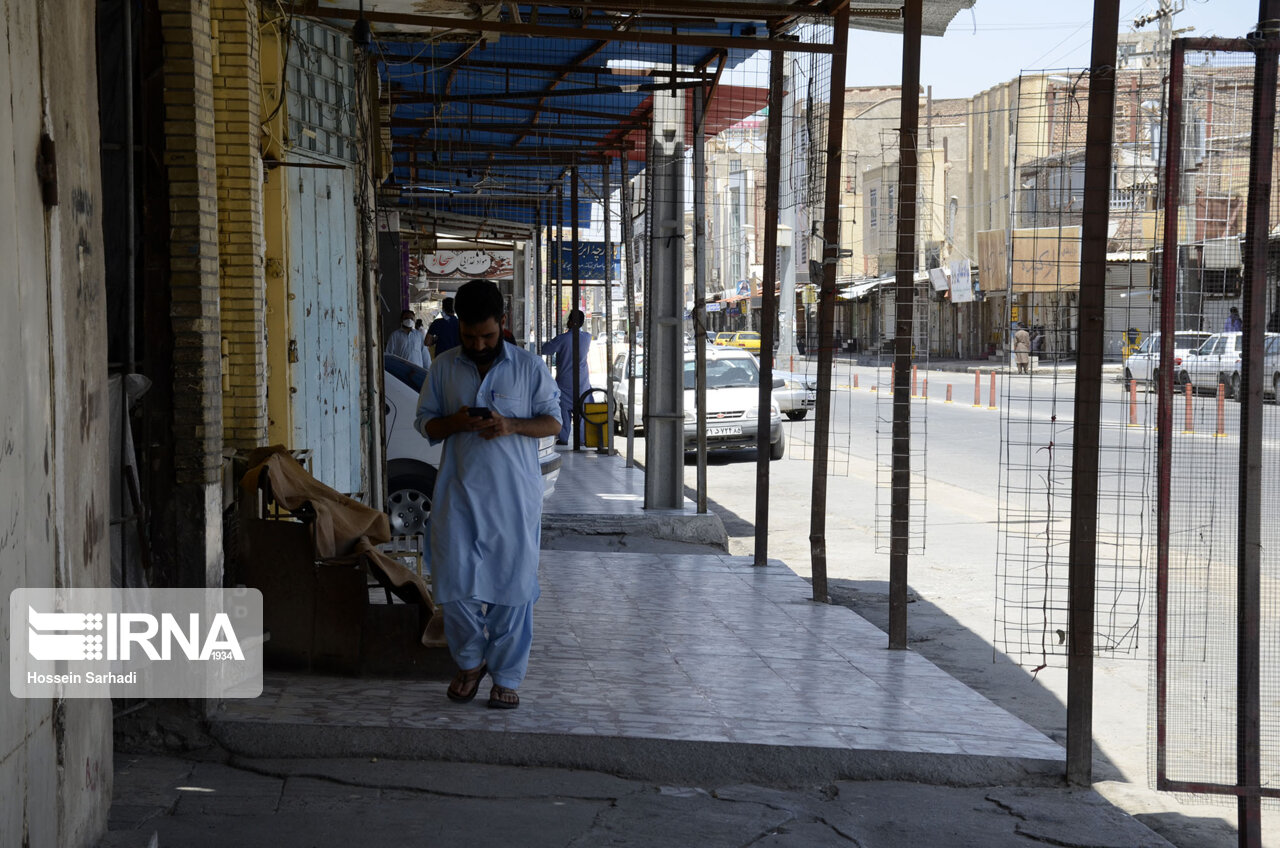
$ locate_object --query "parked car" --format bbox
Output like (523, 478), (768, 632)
(383, 354), (561, 536)
(712, 332), (736, 346)
(723, 331), (762, 353)
(1123, 330), (1212, 385)
(772, 369), (817, 420)
(609, 347), (785, 458)
(1180, 331), (1280, 399)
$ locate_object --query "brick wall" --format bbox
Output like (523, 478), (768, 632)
(212, 0), (266, 448)
(161, 0), (223, 486)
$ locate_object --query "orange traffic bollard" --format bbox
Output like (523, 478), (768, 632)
(946, 383), (953, 403)
(1216, 384), (1226, 437)
(973, 372), (981, 407)
(854, 374), (859, 389)
(911, 364), (918, 396)
(1128, 379), (1138, 426)
(988, 371), (997, 409)
(922, 377), (928, 399)
(1184, 382), (1194, 433)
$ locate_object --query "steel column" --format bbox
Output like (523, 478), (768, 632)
(1066, 0), (1120, 787)
(808, 6), (850, 603)
(693, 85), (710, 512)
(1236, 4), (1279, 841)
(622, 156), (638, 468)
(571, 166), (582, 451)
(603, 161), (615, 454)
(888, 0), (922, 650)
(644, 87), (686, 510)
(754, 53), (785, 565)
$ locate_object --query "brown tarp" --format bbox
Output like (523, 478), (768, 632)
(241, 446), (445, 647)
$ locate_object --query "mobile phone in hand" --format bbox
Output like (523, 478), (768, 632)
(467, 407), (493, 419)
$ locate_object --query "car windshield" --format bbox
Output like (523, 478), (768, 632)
(385, 353), (427, 391)
(686, 357), (759, 389)
(1137, 336), (1157, 354)
(1174, 333), (1208, 350)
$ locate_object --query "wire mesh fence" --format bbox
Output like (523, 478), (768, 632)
(1152, 43), (1280, 806)
(993, 67), (1165, 669)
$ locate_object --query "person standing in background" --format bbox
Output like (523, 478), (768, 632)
(427, 297), (462, 357)
(541, 309), (592, 445)
(387, 309), (427, 368)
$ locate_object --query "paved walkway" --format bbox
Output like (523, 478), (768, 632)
(100, 449), (1185, 848)
(211, 449), (1062, 787)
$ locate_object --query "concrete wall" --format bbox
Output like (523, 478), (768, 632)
(0, 0), (113, 845)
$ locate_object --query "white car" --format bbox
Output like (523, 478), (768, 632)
(1123, 331), (1211, 385)
(383, 354), (561, 536)
(609, 346), (785, 459)
(1180, 332), (1280, 399)
(772, 369), (818, 420)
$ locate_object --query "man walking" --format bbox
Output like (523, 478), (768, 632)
(541, 309), (592, 445)
(416, 280), (560, 710)
(427, 297), (462, 356)
(387, 309), (427, 368)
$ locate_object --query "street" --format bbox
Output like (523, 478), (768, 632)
(619, 359), (1280, 848)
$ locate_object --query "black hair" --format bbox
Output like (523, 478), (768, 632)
(454, 279), (504, 325)
(442, 296), (455, 313)
(567, 309), (585, 328)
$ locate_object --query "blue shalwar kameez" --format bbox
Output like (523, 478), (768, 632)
(415, 342), (560, 689)
(541, 328), (592, 443)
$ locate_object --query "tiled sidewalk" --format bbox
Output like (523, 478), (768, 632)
(214, 549), (1064, 786)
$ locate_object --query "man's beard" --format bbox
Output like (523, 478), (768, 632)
(463, 345), (500, 366)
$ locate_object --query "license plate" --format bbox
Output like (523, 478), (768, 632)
(707, 425), (743, 437)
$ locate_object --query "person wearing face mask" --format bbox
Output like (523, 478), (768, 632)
(414, 279), (561, 710)
(387, 308), (428, 368)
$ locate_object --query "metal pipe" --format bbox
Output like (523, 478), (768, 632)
(693, 85), (709, 512)
(571, 167), (582, 451)
(1065, 0), (1120, 787)
(754, 54), (784, 565)
(808, 5), (850, 604)
(534, 209), (543, 350)
(888, 0), (922, 649)
(603, 161), (615, 455)
(1235, 4), (1280, 839)
(621, 156), (637, 468)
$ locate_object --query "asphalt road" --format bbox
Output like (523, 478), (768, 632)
(618, 360), (1279, 848)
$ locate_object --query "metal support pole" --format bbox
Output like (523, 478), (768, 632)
(1236, 5), (1279, 840)
(555, 186), (564, 335)
(603, 162), (615, 455)
(1066, 0), (1120, 787)
(644, 85), (686, 510)
(754, 54), (784, 565)
(571, 166), (582, 451)
(622, 157), (638, 468)
(888, 0), (922, 649)
(693, 85), (710, 512)
(808, 6), (850, 603)
(1154, 38), (1184, 797)
(534, 208), (543, 350)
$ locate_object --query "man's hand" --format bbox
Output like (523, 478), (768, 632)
(479, 409), (517, 440)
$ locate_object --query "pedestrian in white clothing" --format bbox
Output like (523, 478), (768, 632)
(387, 309), (428, 369)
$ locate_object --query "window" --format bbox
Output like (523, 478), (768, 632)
(869, 189), (878, 229)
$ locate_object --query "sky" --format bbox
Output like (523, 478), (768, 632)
(846, 0), (1260, 99)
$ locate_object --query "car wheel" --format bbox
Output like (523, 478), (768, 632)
(785, 409), (807, 421)
(1273, 373), (1280, 402)
(1178, 370), (1190, 390)
(1229, 372), (1241, 400)
(386, 462), (437, 537)
(1124, 367), (1132, 383)
(614, 409), (626, 435)
(769, 427), (786, 461)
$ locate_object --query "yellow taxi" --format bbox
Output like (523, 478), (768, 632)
(724, 331), (761, 353)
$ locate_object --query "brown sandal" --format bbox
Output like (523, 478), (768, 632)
(446, 663), (487, 703)
(487, 684), (520, 710)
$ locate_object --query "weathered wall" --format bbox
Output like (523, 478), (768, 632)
(0, 0), (113, 845)
(212, 0), (267, 449)
(160, 0), (224, 588)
